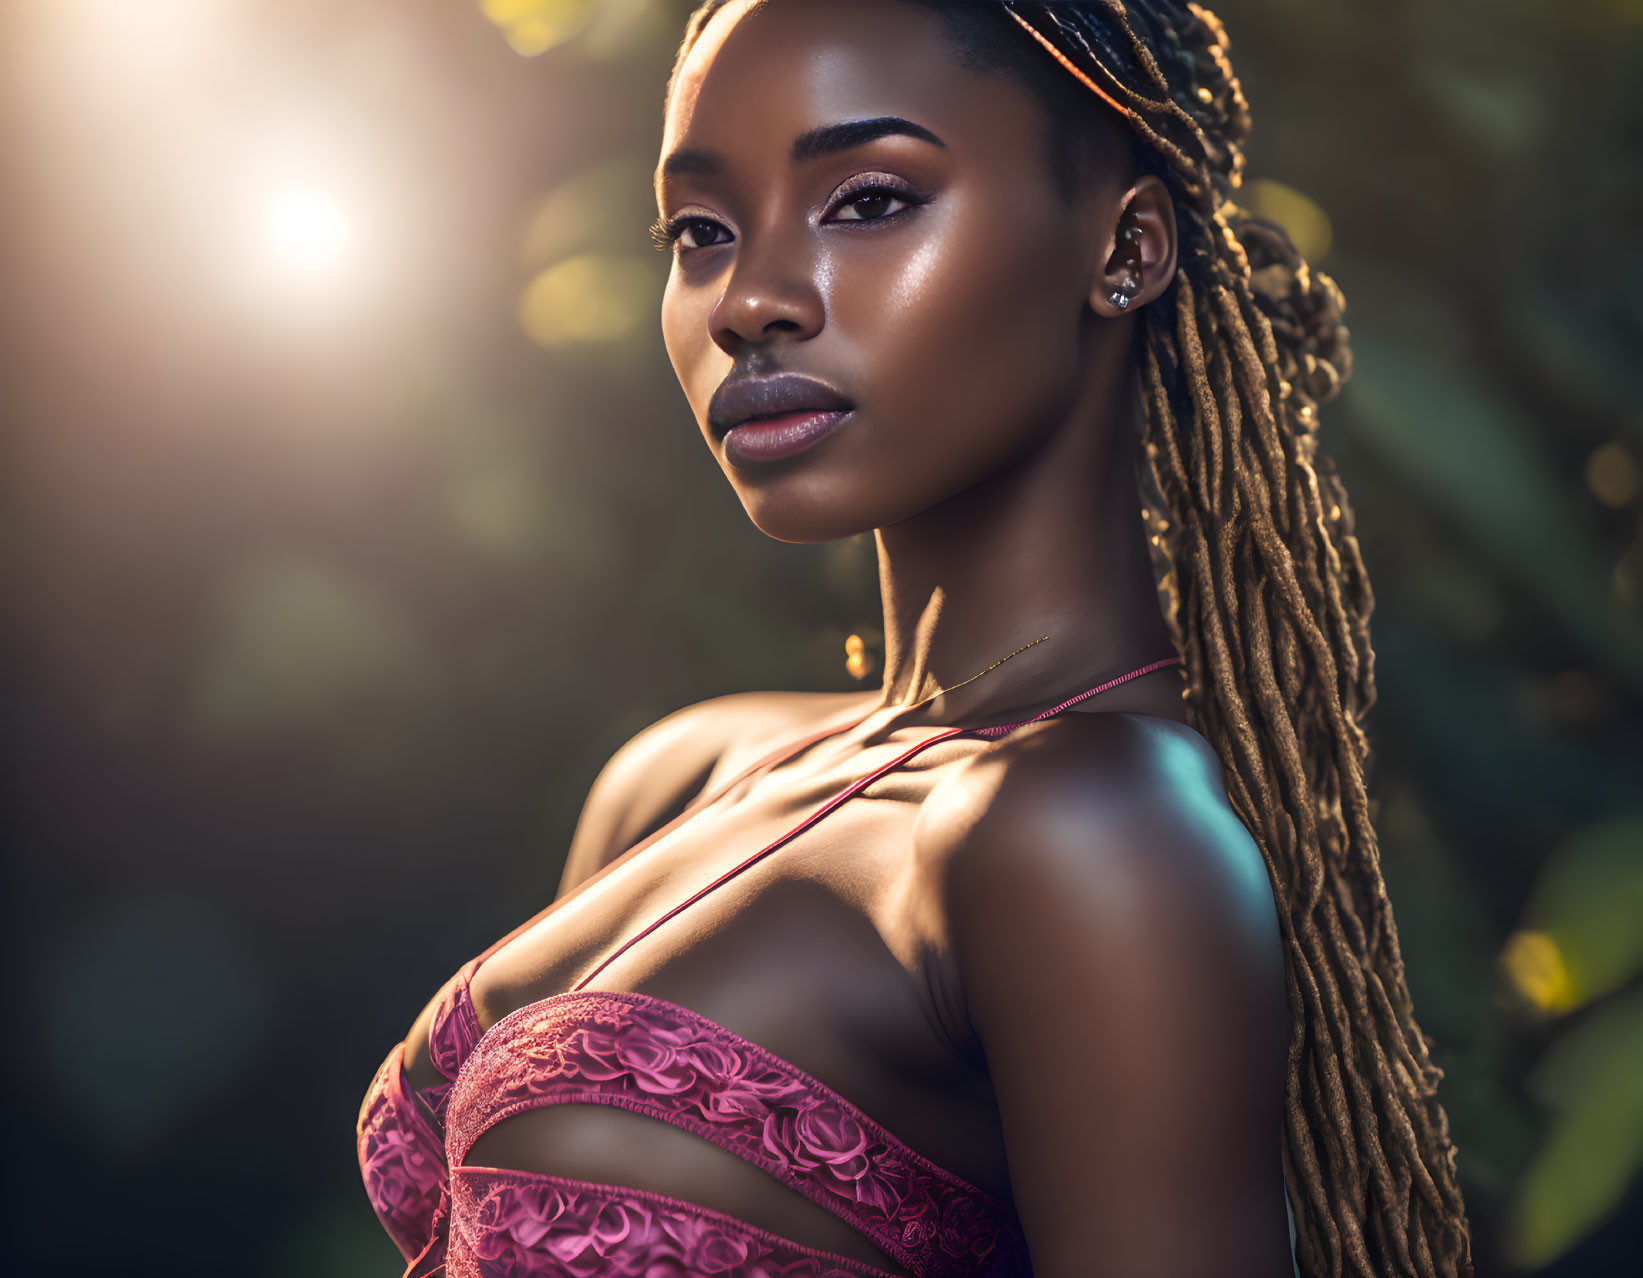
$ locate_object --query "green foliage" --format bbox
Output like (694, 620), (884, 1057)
(1345, 334), (1643, 687)
(1509, 989), (1643, 1269)
(1522, 817), (1643, 1012)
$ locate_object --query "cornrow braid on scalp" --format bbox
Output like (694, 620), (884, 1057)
(665, 4), (1474, 1277)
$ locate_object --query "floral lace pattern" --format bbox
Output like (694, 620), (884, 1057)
(446, 1168), (907, 1278)
(445, 989), (1029, 1278)
(357, 1040), (451, 1263)
(358, 973), (1031, 1278)
(426, 957), (486, 1119)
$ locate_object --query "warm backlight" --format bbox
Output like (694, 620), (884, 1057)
(264, 188), (350, 271)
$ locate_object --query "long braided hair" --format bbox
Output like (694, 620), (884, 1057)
(665, 4), (1474, 1276)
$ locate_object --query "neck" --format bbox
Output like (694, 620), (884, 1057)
(868, 383), (1184, 730)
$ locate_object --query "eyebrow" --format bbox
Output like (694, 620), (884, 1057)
(657, 115), (948, 186)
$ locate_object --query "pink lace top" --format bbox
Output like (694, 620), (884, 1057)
(358, 663), (1201, 1277)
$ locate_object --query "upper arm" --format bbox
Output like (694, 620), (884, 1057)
(938, 717), (1292, 1278)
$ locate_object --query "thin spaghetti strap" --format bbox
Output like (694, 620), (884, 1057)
(572, 724), (972, 991)
(968, 655), (1182, 739)
(568, 655), (1182, 989)
(472, 702), (877, 966)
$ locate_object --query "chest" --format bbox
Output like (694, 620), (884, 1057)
(465, 736), (1010, 1197)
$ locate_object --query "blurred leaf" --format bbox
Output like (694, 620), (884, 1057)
(1345, 335), (1643, 688)
(480, 0), (598, 57)
(521, 156), (656, 269)
(1241, 177), (1333, 262)
(1501, 930), (1578, 1016)
(1516, 815), (1643, 1012)
(519, 251), (659, 347)
(1584, 441), (1638, 510)
(1508, 987), (1643, 1269)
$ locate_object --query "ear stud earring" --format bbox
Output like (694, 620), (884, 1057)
(1110, 220), (1145, 311)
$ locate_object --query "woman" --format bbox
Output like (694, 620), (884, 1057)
(357, 3), (1474, 1275)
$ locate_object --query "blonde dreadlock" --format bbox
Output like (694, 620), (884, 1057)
(666, 4), (1474, 1275)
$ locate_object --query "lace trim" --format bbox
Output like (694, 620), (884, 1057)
(446, 1166), (908, 1278)
(445, 989), (1025, 1278)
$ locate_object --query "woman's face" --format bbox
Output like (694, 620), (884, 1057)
(657, 0), (1128, 543)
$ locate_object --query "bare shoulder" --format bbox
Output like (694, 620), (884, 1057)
(916, 710), (1285, 1040)
(918, 710), (1265, 883)
(915, 712), (1294, 1275)
(557, 687), (872, 895)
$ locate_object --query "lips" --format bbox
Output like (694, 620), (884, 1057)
(708, 371), (855, 437)
(722, 409), (854, 465)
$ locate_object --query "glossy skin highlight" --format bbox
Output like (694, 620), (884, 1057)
(658, 0), (1167, 547)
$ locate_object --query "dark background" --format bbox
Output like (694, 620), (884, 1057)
(4, 1), (1640, 1274)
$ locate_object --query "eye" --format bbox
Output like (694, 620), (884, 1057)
(825, 179), (920, 224)
(649, 178), (924, 255)
(649, 214), (728, 253)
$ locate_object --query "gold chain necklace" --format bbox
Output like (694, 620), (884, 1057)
(893, 633), (1052, 715)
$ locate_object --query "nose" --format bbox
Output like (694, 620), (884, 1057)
(708, 227), (825, 356)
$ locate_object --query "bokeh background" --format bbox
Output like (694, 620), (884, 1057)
(4, 1), (1640, 1274)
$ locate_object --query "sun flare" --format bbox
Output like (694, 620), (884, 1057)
(264, 189), (350, 270)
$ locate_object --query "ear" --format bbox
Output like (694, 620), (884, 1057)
(1090, 173), (1178, 317)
